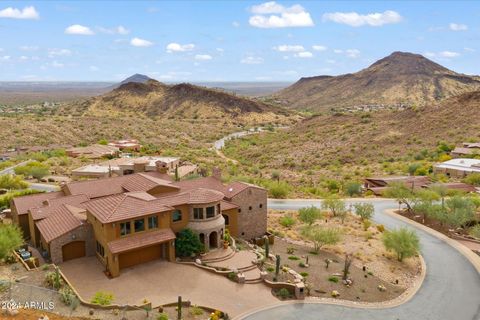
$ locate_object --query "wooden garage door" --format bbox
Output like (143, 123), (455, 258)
(62, 241), (86, 262)
(119, 244), (163, 270)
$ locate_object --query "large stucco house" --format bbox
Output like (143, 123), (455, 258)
(11, 163), (267, 277)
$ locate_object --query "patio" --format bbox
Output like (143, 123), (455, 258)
(59, 257), (277, 316)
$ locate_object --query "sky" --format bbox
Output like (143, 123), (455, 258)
(0, 1), (479, 82)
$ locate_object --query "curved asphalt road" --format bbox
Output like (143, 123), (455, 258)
(244, 199), (480, 320)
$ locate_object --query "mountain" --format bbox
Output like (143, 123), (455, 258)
(274, 51), (480, 111)
(64, 79), (294, 123)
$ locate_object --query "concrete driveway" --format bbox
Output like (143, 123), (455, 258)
(60, 257), (277, 316)
(242, 199), (480, 320)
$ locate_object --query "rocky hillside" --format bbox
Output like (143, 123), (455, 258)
(63, 79), (294, 124)
(274, 51), (480, 111)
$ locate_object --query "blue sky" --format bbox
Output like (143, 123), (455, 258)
(0, 1), (479, 82)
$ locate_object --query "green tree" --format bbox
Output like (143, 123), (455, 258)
(429, 184), (448, 208)
(444, 196), (476, 228)
(345, 181), (362, 197)
(30, 166), (50, 181)
(301, 226), (341, 253)
(91, 291), (114, 305)
(353, 203), (374, 221)
(321, 196), (346, 217)
(279, 214), (296, 228)
(464, 173), (480, 187)
(413, 189), (441, 222)
(298, 206), (322, 226)
(0, 175), (28, 190)
(384, 182), (416, 212)
(175, 229), (204, 257)
(382, 227), (420, 262)
(407, 163), (422, 176)
(270, 170), (280, 183)
(0, 224), (24, 261)
(268, 182), (290, 199)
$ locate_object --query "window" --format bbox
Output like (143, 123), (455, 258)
(193, 207), (204, 219)
(238, 208), (241, 213)
(206, 206), (215, 218)
(172, 210), (182, 222)
(148, 216), (158, 229)
(96, 241), (105, 257)
(222, 214), (230, 226)
(249, 206), (252, 211)
(134, 219), (145, 232)
(259, 204), (263, 208)
(120, 222), (131, 236)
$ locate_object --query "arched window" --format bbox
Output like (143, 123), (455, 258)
(222, 214), (230, 226)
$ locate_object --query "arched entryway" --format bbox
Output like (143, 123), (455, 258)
(209, 231), (218, 249)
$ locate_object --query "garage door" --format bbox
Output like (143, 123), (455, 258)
(119, 244), (163, 270)
(62, 241), (86, 262)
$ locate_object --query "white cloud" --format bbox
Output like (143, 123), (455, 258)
(232, 21), (240, 27)
(166, 43), (195, 52)
(65, 24), (94, 35)
(130, 37), (154, 47)
(464, 47), (476, 52)
(273, 45), (305, 52)
(323, 10), (402, 27)
(439, 51), (460, 58)
(195, 54), (212, 61)
(98, 25), (130, 35)
(312, 45), (327, 51)
(425, 51), (460, 58)
(240, 56), (264, 64)
(19, 55), (29, 61)
(0, 55), (11, 61)
(20, 46), (39, 51)
(249, 1), (314, 28)
(295, 51), (313, 58)
(333, 49), (343, 54)
(449, 23), (468, 31)
(0, 6), (39, 19)
(48, 48), (71, 58)
(346, 49), (360, 58)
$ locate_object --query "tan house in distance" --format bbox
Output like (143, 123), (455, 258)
(66, 144), (120, 159)
(108, 139), (142, 152)
(451, 142), (480, 158)
(11, 166), (267, 277)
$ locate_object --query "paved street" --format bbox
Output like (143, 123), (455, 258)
(243, 199), (480, 320)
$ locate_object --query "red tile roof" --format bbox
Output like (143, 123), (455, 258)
(29, 194), (89, 221)
(174, 177), (264, 199)
(122, 173), (179, 193)
(84, 192), (174, 223)
(36, 204), (87, 243)
(11, 191), (64, 216)
(108, 228), (175, 254)
(220, 200), (239, 211)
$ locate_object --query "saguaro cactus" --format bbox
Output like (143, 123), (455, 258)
(275, 254), (281, 278)
(177, 296), (182, 320)
(264, 236), (269, 259)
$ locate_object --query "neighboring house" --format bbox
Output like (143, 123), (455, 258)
(66, 144), (120, 159)
(433, 158), (480, 178)
(451, 143), (480, 158)
(363, 176), (431, 195)
(71, 157), (183, 178)
(11, 166), (267, 277)
(108, 139), (142, 152)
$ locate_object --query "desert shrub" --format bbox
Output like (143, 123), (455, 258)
(345, 181), (362, 196)
(464, 173), (480, 186)
(91, 291), (114, 305)
(300, 272), (309, 277)
(383, 228), (420, 262)
(353, 203), (374, 221)
(362, 219), (372, 231)
(286, 247), (295, 254)
(298, 262), (306, 268)
(298, 206), (322, 225)
(279, 214), (296, 228)
(301, 226), (341, 253)
(288, 256), (300, 260)
(266, 266), (274, 272)
(376, 224), (385, 233)
(328, 276), (339, 283)
(469, 225), (480, 240)
(0, 224), (23, 261)
(0, 189), (42, 209)
(276, 288), (291, 299)
(175, 228), (204, 257)
(321, 196), (346, 217)
(157, 313), (169, 320)
(44, 269), (63, 290)
(59, 286), (77, 306)
(190, 305), (204, 316)
(0, 175), (28, 190)
(268, 182), (290, 199)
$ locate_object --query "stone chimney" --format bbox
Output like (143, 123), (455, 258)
(212, 167), (222, 180)
(133, 159), (149, 173)
(155, 161), (168, 174)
